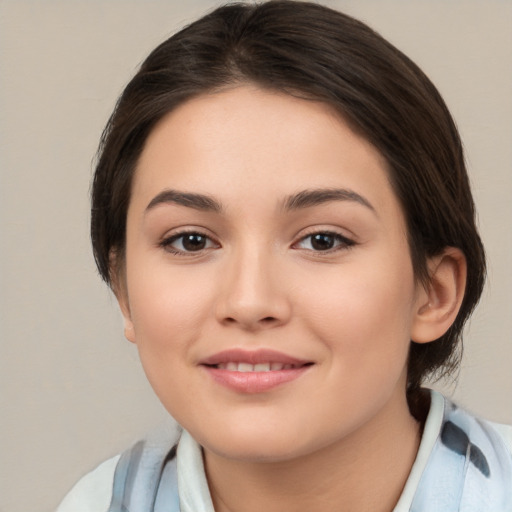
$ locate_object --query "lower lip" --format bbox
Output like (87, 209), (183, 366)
(202, 366), (311, 393)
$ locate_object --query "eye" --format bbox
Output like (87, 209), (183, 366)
(161, 231), (219, 254)
(295, 231), (354, 252)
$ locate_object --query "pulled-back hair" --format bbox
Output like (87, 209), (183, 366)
(91, 0), (486, 414)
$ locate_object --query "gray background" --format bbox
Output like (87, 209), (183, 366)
(1, 1), (511, 511)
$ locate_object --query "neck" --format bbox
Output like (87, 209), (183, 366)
(204, 391), (422, 512)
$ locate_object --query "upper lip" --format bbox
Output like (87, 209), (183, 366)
(200, 348), (311, 367)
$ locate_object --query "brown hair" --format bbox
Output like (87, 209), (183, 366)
(91, 0), (486, 414)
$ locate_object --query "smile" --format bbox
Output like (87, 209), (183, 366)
(200, 349), (313, 393)
(211, 362), (301, 372)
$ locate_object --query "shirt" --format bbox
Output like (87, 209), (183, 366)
(56, 390), (512, 512)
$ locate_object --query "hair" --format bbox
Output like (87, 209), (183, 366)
(91, 0), (486, 416)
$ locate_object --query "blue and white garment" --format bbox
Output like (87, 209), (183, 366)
(57, 390), (512, 512)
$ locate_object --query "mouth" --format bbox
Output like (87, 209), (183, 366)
(200, 349), (313, 393)
(200, 348), (312, 370)
(205, 362), (308, 372)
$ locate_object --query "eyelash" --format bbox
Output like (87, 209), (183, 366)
(160, 229), (355, 256)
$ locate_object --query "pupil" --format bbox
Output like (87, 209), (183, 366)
(311, 233), (334, 250)
(183, 234), (206, 251)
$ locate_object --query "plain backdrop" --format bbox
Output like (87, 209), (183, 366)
(1, 1), (511, 511)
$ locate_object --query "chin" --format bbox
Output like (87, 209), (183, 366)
(207, 439), (306, 463)
(195, 420), (326, 464)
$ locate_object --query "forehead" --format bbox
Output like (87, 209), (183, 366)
(131, 86), (401, 222)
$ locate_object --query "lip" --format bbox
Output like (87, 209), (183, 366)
(200, 348), (310, 366)
(200, 348), (313, 393)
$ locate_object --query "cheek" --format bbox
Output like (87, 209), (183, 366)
(125, 260), (215, 354)
(298, 257), (416, 368)
(124, 265), (215, 413)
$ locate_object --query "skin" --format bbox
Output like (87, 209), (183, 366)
(116, 86), (465, 512)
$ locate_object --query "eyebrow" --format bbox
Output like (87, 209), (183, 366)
(145, 189), (222, 213)
(145, 187), (376, 216)
(283, 188), (376, 214)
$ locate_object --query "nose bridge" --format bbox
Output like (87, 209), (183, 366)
(216, 239), (290, 329)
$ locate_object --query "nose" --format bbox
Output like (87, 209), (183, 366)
(215, 248), (292, 331)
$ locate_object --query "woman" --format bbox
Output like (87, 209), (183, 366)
(58, 1), (512, 510)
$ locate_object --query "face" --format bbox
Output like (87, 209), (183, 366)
(119, 86), (426, 462)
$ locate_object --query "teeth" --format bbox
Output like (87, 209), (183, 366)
(237, 362), (253, 372)
(215, 362), (292, 372)
(254, 363), (270, 372)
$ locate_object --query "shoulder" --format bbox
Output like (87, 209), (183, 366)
(439, 393), (512, 474)
(488, 420), (512, 454)
(442, 395), (512, 460)
(55, 423), (182, 512)
(430, 392), (512, 508)
(403, 391), (512, 511)
(55, 455), (119, 512)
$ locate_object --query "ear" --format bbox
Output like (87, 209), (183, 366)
(109, 250), (136, 344)
(411, 247), (467, 344)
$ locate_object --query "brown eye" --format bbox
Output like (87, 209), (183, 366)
(181, 233), (208, 251)
(162, 232), (218, 254)
(311, 233), (336, 250)
(295, 231), (354, 252)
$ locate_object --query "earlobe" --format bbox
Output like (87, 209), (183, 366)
(114, 289), (136, 344)
(122, 317), (136, 343)
(109, 250), (136, 344)
(411, 247), (467, 344)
